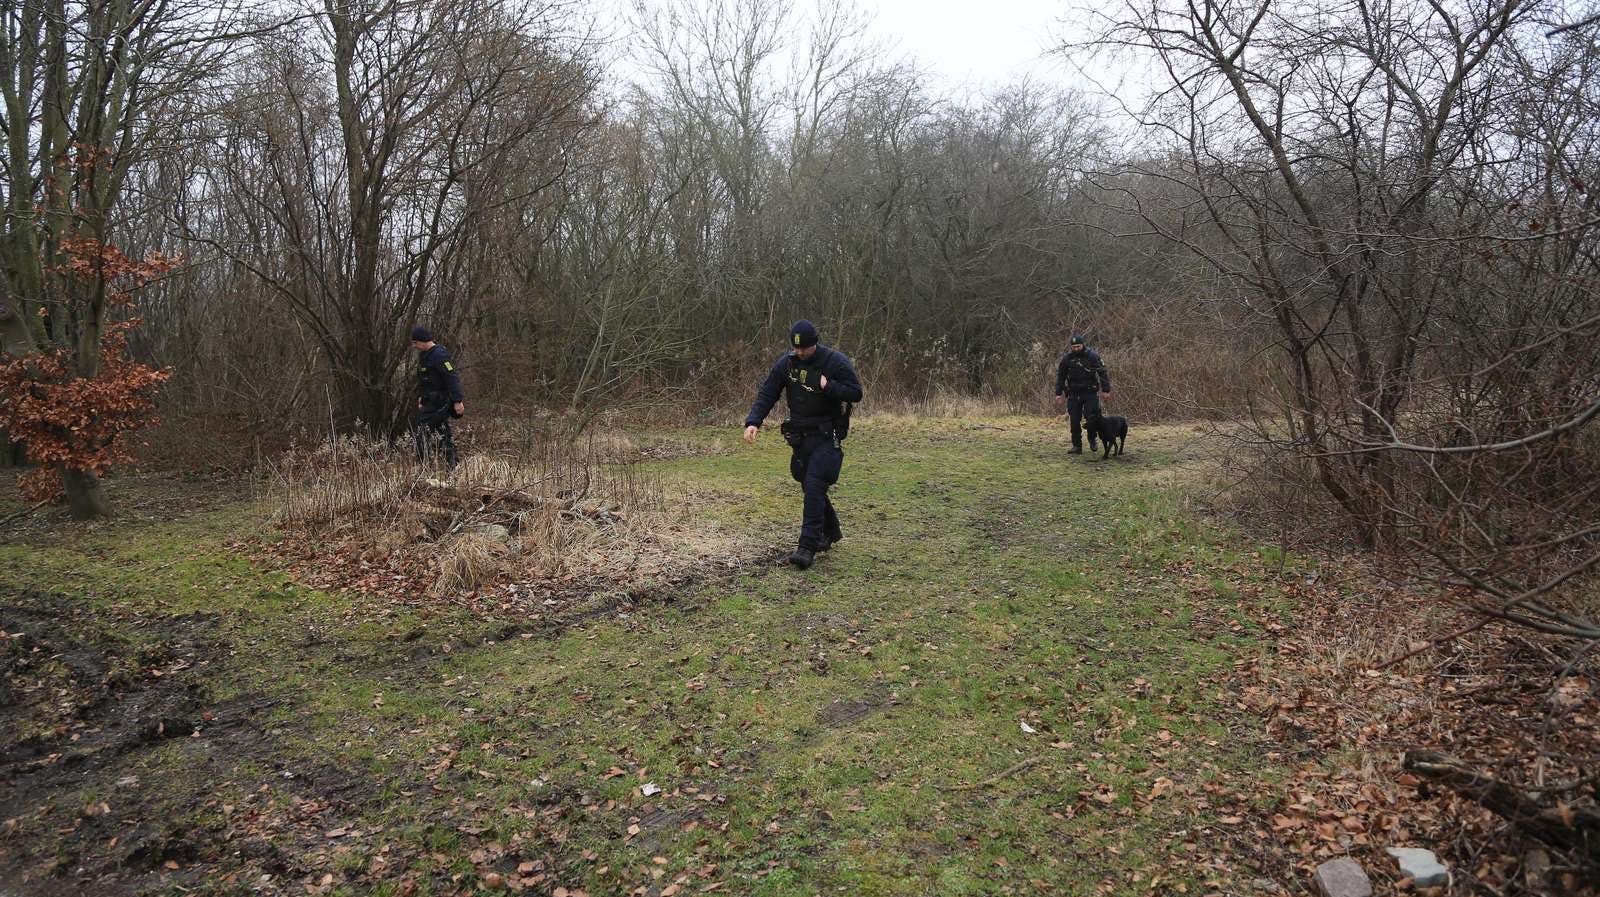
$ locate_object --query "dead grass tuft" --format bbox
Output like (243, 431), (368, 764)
(261, 428), (741, 604)
(863, 386), (1026, 420)
(430, 531), (509, 596)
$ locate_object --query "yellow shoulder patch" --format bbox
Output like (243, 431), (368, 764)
(444, 361), (454, 372)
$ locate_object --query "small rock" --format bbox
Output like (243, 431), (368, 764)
(463, 523), (511, 541)
(1313, 858), (1372, 897)
(1386, 847), (1449, 888)
(1524, 849), (1551, 888)
(1251, 879), (1282, 893)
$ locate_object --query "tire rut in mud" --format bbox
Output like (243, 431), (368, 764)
(0, 590), (369, 895)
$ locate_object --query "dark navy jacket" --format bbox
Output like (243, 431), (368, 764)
(418, 345), (464, 405)
(745, 344), (863, 429)
(1055, 348), (1110, 395)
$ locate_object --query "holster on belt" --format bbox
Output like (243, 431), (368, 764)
(780, 419), (835, 449)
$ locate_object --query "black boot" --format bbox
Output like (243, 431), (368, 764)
(1069, 445), (1083, 454)
(789, 546), (816, 569)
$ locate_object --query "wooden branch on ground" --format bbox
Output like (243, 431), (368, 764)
(1404, 749), (1600, 860)
(0, 499), (51, 527)
(1375, 617), (1495, 670)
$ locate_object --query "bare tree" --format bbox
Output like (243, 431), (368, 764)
(184, 0), (598, 435)
(63, 0), (1200, 440)
(1075, 0), (1598, 539)
(1075, 0), (1600, 861)
(0, 0), (243, 516)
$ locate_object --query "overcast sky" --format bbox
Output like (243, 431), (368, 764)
(595, 0), (1130, 102)
(862, 0), (1075, 91)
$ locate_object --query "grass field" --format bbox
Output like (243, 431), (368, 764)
(1, 418), (1304, 897)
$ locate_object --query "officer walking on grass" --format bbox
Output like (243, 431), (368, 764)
(1053, 334), (1111, 455)
(411, 325), (465, 468)
(743, 320), (864, 570)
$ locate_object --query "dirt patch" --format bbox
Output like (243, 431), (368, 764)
(816, 695), (884, 728)
(0, 591), (228, 892)
(626, 806), (702, 855)
(787, 611), (853, 633)
(415, 547), (782, 657)
(0, 590), (385, 897)
(970, 493), (1028, 547)
(0, 592), (219, 770)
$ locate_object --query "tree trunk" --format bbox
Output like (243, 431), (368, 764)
(1, 290), (35, 468)
(62, 466), (110, 520)
(0, 433), (21, 467)
(337, 339), (398, 437)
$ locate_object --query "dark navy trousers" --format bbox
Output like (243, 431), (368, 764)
(1066, 391), (1102, 449)
(789, 434), (843, 549)
(415, 403), (458, 468)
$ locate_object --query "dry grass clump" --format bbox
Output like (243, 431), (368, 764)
(262, 430), (689, 597)
(430, 531), (510, 596)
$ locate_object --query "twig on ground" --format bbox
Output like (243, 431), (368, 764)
(941, 756), (1041, 791)
(0, 499), (51, 527)
(1375, 616), (1496, 670)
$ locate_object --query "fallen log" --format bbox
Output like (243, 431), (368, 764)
(1404, 749), (1600, 861)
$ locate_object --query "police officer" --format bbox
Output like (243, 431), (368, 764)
(743, 320), (864, 570)
(1053, 334), (1111, 454)
(411, 325), (464, 468)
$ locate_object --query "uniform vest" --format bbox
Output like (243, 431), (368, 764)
(418, 347), (454, 402)
(1063, 351), (1100, 392)
(786, 352), (841, 422)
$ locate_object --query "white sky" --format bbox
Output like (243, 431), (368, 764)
(861, 0), (1075, 91)
(592, 0), (1129, 101)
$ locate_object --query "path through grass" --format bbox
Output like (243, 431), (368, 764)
(1, 418), (1296, 897)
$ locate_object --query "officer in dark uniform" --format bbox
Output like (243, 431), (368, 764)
(743, 320), (864, 570)
(411, 325), (464, 468)
(1053, 334), (1111, 454)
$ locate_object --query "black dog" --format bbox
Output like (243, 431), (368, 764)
(1084, 411), (1128, 459)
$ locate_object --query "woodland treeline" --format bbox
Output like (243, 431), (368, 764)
(1, 0), (1597, 592)
(2, 0), (1238, 450)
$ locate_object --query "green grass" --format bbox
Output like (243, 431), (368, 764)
(0, 417), (1300, 896)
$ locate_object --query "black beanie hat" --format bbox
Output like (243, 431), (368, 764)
(790, 320), (819, 348)
(411, 325), (432, 342)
